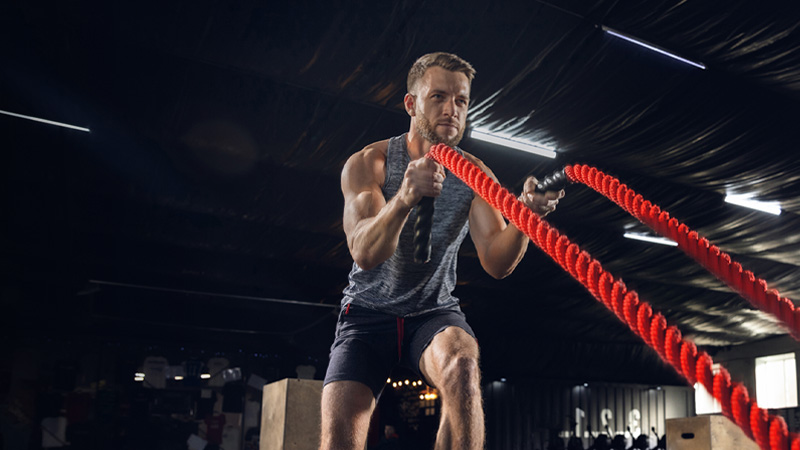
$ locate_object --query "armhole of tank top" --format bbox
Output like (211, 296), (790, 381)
(381, 138), (396, 197)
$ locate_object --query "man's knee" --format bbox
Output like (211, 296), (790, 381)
(443, 352), (480, 379)
(422, 327), (481, 390)
(440, 353), (480, 396)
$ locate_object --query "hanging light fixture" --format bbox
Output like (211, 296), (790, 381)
(0, 109), (91, 132)
(601, 26), (706, 70)
(724, 194), (781, 215)
(469, 128), (557, 159)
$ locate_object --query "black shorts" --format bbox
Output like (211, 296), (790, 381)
(323, 303), (476, 397)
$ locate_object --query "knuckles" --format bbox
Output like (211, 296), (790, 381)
(519, 177), (565, 216)
(401, 159), (445, 203)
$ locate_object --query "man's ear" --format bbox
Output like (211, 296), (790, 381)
(403, 93), (416, 117)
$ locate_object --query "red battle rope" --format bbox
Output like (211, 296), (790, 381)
(425, 144), (798, 450)
(565, 164), (800, 341)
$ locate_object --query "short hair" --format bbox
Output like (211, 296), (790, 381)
(407, 52), (476, 94)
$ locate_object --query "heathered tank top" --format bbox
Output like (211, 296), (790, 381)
(342, 134), (475, 317)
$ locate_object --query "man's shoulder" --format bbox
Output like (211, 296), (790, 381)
(342, 138), (392, 188)
(460, 149), (483, 167)
(459, 149), (498, 183)
(360, 139), (391, 161)
(345, 138), (393, 175)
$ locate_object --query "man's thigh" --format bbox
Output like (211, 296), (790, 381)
(323, 305), (398, 397)
(405, 309), (477, 385)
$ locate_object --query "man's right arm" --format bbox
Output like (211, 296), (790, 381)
(342, 144), (411, 271)
(341, 142), (444, 271)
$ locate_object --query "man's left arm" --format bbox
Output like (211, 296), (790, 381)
(466, 153), (564, 279)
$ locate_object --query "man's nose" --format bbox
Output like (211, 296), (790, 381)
(442, 98), (456, 117)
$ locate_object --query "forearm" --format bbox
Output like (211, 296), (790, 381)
(480, 222), (530, 279)
(348, 195), (413, 270)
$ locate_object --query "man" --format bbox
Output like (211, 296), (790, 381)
(321, 52), (564, 450)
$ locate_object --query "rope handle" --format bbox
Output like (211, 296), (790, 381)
(535, 168), (569, 193)
(413, 197), (434, 264)
(425, 143), (796, 450)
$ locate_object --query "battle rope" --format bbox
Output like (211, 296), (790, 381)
(565, 164), (799, 341)
(425, 144), (797, 450)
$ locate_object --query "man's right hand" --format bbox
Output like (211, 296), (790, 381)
(398, 157), (446, 208)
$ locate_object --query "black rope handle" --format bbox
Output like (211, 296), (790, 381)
(535, 168), (568, 193)
(413, 196), (434, 264)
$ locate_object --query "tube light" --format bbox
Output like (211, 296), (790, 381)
(0, 109), (91, 132)
(724, 195), (781, 215)
(469, 128), (557, 159)
(623, 232), (678, 247)
(602, 26), (706, 70)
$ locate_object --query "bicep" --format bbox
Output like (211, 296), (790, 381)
(468, 196), (507, 259)
(341, 154), (386, 242)
(343, 187), (385, 239)
(463, 152), (506, 256)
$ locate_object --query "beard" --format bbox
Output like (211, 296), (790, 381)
(416, 111), (465, 148)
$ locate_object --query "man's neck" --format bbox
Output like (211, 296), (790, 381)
(405, 126), (435, 160)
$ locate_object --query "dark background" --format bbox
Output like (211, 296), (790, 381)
(3, 1), (800, 447)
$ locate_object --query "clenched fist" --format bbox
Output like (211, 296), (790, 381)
(518, 176), (565, 217)
(398, 158), (446, 208)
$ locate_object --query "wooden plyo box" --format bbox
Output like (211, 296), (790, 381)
(261, 378), (323, 450)
(666, 415), (759, 450)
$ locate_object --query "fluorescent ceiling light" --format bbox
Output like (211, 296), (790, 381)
(725, 194), (781, 215)
(0, 109), (91, 132)
(469, 128), (557, 159)
(602, 26), (706, 70)
(623, 232), (678, 247)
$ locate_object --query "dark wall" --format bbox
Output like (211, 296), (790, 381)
(484, 379), (693, 450)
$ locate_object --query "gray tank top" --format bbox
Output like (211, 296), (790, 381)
(342, 134), (475, 317)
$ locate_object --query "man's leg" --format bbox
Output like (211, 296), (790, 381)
(419, 326), (483, 450)
(319, 380), (375, 450)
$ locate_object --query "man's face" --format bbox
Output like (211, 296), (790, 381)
(411, 66), (470, 148)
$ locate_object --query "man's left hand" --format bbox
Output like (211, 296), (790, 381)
(518, 176), (565, 217)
